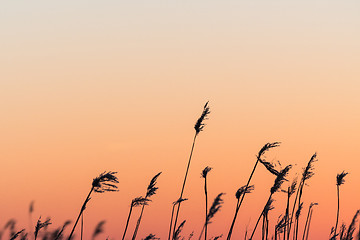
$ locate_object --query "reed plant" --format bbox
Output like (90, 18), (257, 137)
(132, 172), (161, 240)
(68, 171), (118, 240)
(334, 171), (348, 239)
(201, 166), (212, 240)
(92, 221), (105, 240)
(172, 102), (210, 240)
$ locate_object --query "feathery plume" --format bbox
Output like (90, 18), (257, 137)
(207, 193), (225, 224)
(174, 220), (186, 240)
(10, 229), (25, 240)
(235, 185), (254, 200)
(302, 153), (317, 182)
(34, 217), (51, 240)
(194, 101), (210, 134)
(146, 172), (162, 198)
(345, 210), (360, 240)
(143, 234), (160, 240)
(257, 142), (281, 160)
(92, 171), (119, 193)
(201, 166), (212, 178)
(337, 171), (348, 186)
(92, 221), (105, 239)
(132, 197), (151, 207)
(271, 165), (292, 194)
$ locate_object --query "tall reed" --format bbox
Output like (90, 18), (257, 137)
(201, 166), (212, 240)
(132, 172), (162, 240)
(334, 171), (348, 238)
(172, 102), (210, 240)
(122, 197), (149, 240)
(282, 178), (297, 240)
(288, 153), (317, 240)
(249, 165), (292, 240)
(227, 142), (281, 240)
(68, 171), (119, 240)
(262, 198), (274, 240)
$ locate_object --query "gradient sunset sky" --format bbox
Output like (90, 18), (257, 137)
(1, 1), (360, 239)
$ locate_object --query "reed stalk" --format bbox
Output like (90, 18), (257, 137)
(172, 102), (210, 240)
(132, 172), (161, 240)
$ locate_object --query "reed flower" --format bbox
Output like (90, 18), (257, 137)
(201, 166), (212, 178)
(336, 171), (348, 186)
(92, 221), (105, 240)
(34, 217), (51, 240)
(10, 229), (25, 240)
(92, 171), (119, 193)
(194, 101), (210, 134)
(143, 234), (160, 240)
(132, 172), (162, 240)
(174, 220), (186, 240)
(235, 185), (254, 200)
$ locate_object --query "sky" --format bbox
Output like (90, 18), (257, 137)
(1, 1), (360, 239)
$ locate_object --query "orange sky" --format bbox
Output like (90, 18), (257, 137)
(1, 1), (360, 239)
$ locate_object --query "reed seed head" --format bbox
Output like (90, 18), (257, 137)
(207, 193), (225, 224)
(263, 197), (275, 215)
(92, 221), (106, 239)
(92, 171), (119, 193)
(336, 171), (348, 186)
(146, 172), (162, 198)
(302, 153), (317, 182)
(174, 220), (186, 240)
(132, 197), (151, 207)
(194, 101), (210, 134)
(235, 185), (254, 199)
(201, 166), (212, 178)
(173, 197), (188, 205)
(271, 165), (292, 194)
(257, 142), (281, 160)
(34, 217), (51, 239)
(296, 202), (303, 219)
(10, 229), (25, 240)
(143, 234), (159, 240)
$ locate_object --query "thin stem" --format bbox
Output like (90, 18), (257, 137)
(81, 213), (84, 240)
(132, 204), (145, 240)
(284, 189), (290, 240)
(68, 187), (94, 240)
(227, 159), (260, 240)
(302, 205), (311, 240)
(122, 204), (134, 240)
(172, 133), (197, 240)
(168, 204), (176, 240)
(334, 185), (340, 238)
(204, 177), (208, 240)
(305, 209), (313, 240)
